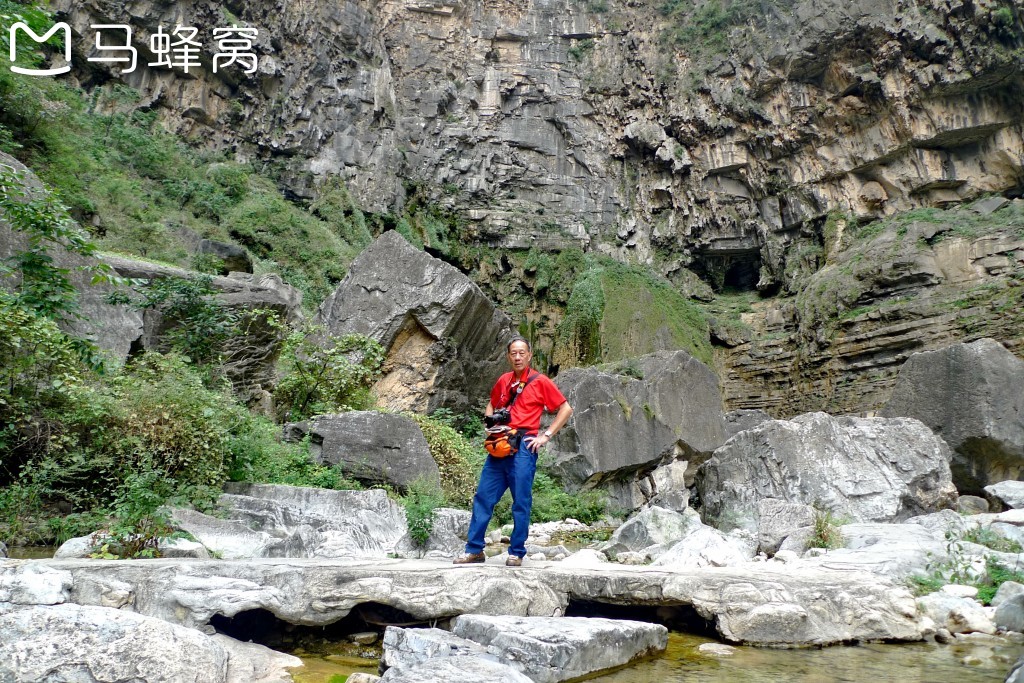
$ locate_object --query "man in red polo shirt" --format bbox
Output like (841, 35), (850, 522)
(453, 337), (573, 566)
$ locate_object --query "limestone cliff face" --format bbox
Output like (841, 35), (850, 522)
(55, 0), (1024, 290)
(718, 198), (1024, 417)
(50, 0), (1024, 414)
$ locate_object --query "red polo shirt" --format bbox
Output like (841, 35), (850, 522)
(490, 370), (567, 435)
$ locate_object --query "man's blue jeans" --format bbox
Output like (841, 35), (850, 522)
(464, 436), (537, 558)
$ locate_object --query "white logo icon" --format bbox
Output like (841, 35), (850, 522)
(9, 21), (72, 76)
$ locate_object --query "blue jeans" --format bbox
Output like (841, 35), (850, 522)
(464, 436), (538, 558)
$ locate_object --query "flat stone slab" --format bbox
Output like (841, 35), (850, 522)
(0, 557), (926, 647)
(450, 615), (667, 682)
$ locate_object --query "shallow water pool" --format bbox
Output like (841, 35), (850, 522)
(288, 631), (1023, 683)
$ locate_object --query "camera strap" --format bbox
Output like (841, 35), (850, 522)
(505, 371), (539, 409)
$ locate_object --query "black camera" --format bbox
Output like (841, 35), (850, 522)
(485, 408), (511, 428)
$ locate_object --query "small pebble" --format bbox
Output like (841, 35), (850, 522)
(934, 628), (953, 644)
(961, 655), (983, 666)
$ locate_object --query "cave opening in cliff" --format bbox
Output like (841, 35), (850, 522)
(208, 602), (426, 651)
(691, 251), (762, 292)
(565, 599), (717, 637)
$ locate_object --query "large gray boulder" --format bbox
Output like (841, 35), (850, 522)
(0, 604), (298, 683)
(550, 350), (728, 510)
(995, 594), (1024, 633)
(285, 411), (439, 491)
(447, 615), (667, 683)
(314, 231), (513, 414)
(986, 480), (1024, 511)
(599, 506), (699, 557)
(0, 604), (229, 682)
(881, 338), (1024, 494)
(171, 483), (409, 559)
(697, 412), (957, 530)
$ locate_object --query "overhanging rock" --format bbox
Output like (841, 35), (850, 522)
(314, 231), (513, 413)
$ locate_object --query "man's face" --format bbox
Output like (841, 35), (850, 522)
(507, 341), (532, 373)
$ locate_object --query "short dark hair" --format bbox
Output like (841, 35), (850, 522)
(506, 336), (531, 353)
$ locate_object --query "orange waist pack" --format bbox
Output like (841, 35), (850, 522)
(484, 429), (522, 457)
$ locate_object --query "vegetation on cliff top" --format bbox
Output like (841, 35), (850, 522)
(553, 256), (712, 368)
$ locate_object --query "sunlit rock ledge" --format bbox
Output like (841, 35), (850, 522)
(0, 556), (926, 647)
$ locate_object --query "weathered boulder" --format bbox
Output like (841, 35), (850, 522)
(380, 655), (532, 683)
(958, 495), (990, 515)
(0, 604), (298, 683)
(986, 481), (1024, 511)
(171, 483), (408, 559)
(0, 604), (231, 682)
(314, 231), (512, 414)
(650, 523), (756, 569)
(697, 412), (957, 530)
(598, 506), (697, 556)
(382, 626), (491, 673)
(448, 615), (667, 683)
(284, 411), (439, 491)
(995, 594), (1024, 633)
(917, 593), (996, 635)
(1008, 656), (1024, 683)
(993, 582), (1024, 608)
(394, 508), (471, 559)
(801, 521), (950, 579)
(755, 499), (816, 556)
(551, 350), (728, 510)
(197, 238), (253, 274)
(55, 534), (210, 560)
(881, 339), (1024, 494)
(0, 563), (71, 605)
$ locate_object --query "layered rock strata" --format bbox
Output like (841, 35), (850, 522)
(314, 231), (512, 413)
(717, 202), (1024, 416)
(53, 0), (1024, 284)
(0, 556), (926, 647)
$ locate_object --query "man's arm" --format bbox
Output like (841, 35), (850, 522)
(484, 401), (494, 418)
(528, 401), (573, 452)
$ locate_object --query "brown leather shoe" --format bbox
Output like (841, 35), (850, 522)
(505, 555), (523, 567)
(453, 552), (485, 564)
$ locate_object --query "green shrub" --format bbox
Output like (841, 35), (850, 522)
(554, 256), (711, 368)
(225, 414), (361, 490)
(119, 274), (240, 366)
(808, 508), (844, 550)
(272, 324), (385, 421)
(403, 478), (447, 547)
(89, 466), (179, 559)
(410, 413), (482, 508)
